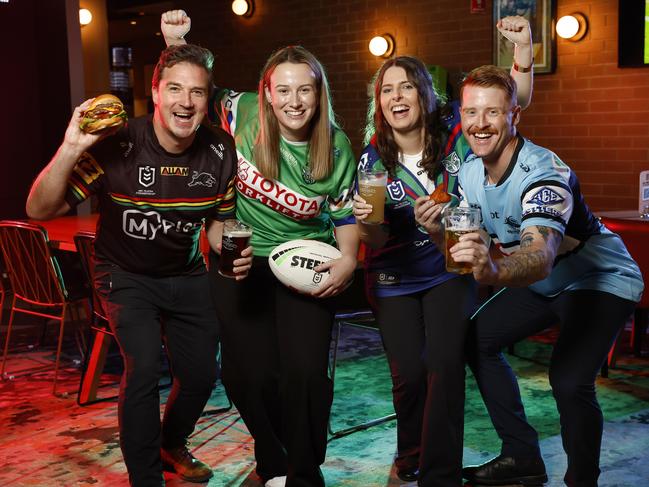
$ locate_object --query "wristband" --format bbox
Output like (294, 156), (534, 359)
(513, 59), (533, 73)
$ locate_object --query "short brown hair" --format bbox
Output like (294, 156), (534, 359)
(152, 44), (214, 91)
(460, 65), (517, 107)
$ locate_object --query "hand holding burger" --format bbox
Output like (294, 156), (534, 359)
(79, 94), (127, 134)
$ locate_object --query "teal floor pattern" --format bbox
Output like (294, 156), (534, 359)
(0, 322), (647, 486)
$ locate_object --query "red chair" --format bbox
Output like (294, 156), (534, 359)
(0, 221), (90, 395)
(600, 216), (649, 371)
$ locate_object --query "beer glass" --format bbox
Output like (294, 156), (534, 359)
(358, 168), (388, 224)
(442, 207), (481, 274)
(219, 219), (252, 278)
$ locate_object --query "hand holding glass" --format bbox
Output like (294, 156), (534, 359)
(357, 168), (387, 224)
(219, 219), (252, 278)
(443, 207), (481, 274)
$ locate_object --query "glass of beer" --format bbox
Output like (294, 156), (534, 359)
(218, 219), (252, 278)
(442, 207), (481, 274)
(357, 168), (388, 224)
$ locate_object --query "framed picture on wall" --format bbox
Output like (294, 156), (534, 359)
(493, 0), (556, 74)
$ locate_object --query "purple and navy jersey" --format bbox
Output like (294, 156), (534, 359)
(65, 116), (236, 276)
(459, 135), (643, 301)
(360, 101), (473, 297)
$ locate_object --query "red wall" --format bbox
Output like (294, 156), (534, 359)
(133, 0), (648, 211)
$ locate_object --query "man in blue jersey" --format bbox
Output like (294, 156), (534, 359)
(416, 65), (643, 486)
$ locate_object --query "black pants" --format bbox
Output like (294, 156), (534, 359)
(373, 275), (477, 487)
(210, 254), (336, 487)
(468, 288), (635, 487)
(95, 265), (219, 487)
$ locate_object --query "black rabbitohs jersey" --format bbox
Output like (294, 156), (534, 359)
(64, 116), (236, 276)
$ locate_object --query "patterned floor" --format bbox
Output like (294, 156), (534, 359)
(0, 319), (647, 486)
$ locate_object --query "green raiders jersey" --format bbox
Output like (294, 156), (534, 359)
(214, 90), (356, 256)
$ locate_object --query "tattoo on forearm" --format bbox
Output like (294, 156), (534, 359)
(499, 249), (547, 286)
(500, 226), (562, 286)
(520, 231), (534, 248)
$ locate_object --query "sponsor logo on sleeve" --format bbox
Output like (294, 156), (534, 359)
(75, 153), (104, 184)
(528, 187), (565, 206)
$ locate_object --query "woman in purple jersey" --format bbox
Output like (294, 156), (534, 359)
(353, 18), (534, 486)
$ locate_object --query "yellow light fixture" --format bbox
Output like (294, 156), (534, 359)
(369, 34), (395, 58)
(79, 8), (92, 26)
(232, 0), (253, 17)
(556, 13), (588, 41)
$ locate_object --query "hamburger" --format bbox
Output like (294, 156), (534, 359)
(79, 94), (127, 134)
(429, 183), (451, 204)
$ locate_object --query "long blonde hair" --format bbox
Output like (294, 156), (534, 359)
(255, 46), (338, 181)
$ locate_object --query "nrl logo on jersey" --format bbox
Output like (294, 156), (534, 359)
(161, 166), (189, 176)
(528, 187), (564, 206)
(442, 152), (461, 175)
(138, 165), (155, 188)
(387, 181), (405, 201)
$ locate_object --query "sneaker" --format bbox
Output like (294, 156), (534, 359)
(161, 444), (213, 483)
(265, 476), (287, 487)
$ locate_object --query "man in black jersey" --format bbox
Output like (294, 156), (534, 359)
(27, 44), (250, 486)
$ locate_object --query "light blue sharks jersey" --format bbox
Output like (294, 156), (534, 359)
(459, 135), (643, 302)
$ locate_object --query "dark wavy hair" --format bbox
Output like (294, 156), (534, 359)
(366, 56), (448, 180)
(152, 44), (214, 93)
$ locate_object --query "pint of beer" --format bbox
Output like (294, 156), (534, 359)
(358, 168), (388, 224)
(219, 219), (252, 278)
(442, 207), (481, 274)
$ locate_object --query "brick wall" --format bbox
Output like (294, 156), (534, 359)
(146, 0), (648, 211)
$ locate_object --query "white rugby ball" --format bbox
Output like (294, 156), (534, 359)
(268, 239), (342, 293)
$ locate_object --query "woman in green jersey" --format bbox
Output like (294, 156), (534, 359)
(162, 10), (358, 487)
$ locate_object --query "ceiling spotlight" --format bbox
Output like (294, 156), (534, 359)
(556, 13), (588, 41)
(369, 34), (395, 58)
(79, 8), (92, 26)
(232, 0), (253, 17)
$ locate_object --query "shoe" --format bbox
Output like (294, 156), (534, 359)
(264, 476), (287, 487)
(396, 465), (419, 482)
(462, 455), (547, 485)
(161, 444), (213, 483)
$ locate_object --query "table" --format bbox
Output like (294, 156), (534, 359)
(30, 214), (99, 251)
(597, 210), (649, 222)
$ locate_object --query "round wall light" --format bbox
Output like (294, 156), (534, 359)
(556, 13), (588, 41)
(369, 34), (395, 58)
(79, 8), (93, 26)
(232, 0), (253, 17)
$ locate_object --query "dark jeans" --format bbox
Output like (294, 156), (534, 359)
(210, 253), (337, 487)
(373, 275), (477, 487)
(95, 265), (219, 487)
(468, 288), (635, 487)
